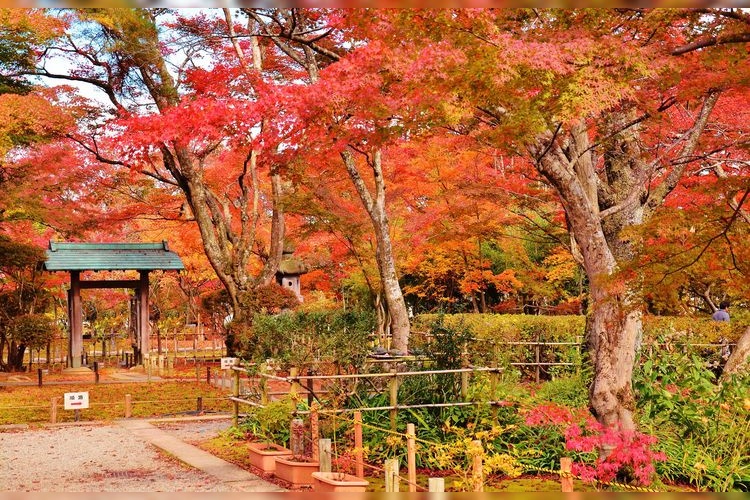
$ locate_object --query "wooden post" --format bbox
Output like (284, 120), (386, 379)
(125, 394), (132, 418)
(289, 367), (300, 405)
(354, 410), (364, 479)
(490, 365), (499, 422)
(428, 478), (445, 492)
(50, 397), (58, 424)
(560, 457), (574, 492)
(37, 368), (43, 387)
(319, 438), (332, 473)
(461, 345), (469, 400)
(310, 403), (320, 461)
(197, 396), (203, 414)
(94, 361), (99, 383)
(69, 272), (83, 368)
(535, 334), (541, 384)
(407, 423), (417, 492)
(138, 271), (150, 364)
(206, 366), (211, 385)
(389, 369), (399, 431)
(384, 458), (400, 492)
(471, 439), (484, 492)
(260, 365), (269, 405)
(290, 417), (305, 456)
(232, 368), (240, 427)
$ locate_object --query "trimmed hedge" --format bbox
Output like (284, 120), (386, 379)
(237, 309), (375, 369)
(412, 314), (740, 380)
(413, 313), (742, 345)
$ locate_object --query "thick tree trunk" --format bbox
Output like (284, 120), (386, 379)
(721, 325), (750, 380)
(587, 281), (640, 432)
(527, 92), (717, 434)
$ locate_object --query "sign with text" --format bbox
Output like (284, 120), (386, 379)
(220, 357), (238, 370)
(64, 392), (89, 410)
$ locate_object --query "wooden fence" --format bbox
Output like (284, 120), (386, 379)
(22, 331), (227, 370)
(227, 364), (506, 429)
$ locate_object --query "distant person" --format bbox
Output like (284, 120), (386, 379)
(712, 301), (730, 322)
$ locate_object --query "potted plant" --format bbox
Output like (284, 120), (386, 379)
(244, 397), (294, 473)
(247, 442), (293, 474)
(274, 454), (321, 488)
(312, 472), (369, 492)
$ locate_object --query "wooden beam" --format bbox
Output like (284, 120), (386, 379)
(69, 271), (83, 368)
(79, 280), (141, 289)
(138, 271), (150, 363)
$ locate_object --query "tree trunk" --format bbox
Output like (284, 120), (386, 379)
(587, 281), (640, 432)
(527, 92), (717, 433)
(7, 341), (26, 372)
(341, 148), (411, 354)
(721, 325), (750, 380)
(373, 214), (410, 354)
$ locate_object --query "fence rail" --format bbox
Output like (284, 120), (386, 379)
(229, 365), (505, 428)
(21, 331), (228, 370)
(0, 394), (230, 424)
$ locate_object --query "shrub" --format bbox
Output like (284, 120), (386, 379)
(239, 396), (295, 445)
(534, 372), (591, 408)
(414, 313), (746, 347)
(236, 309), (374, 370)
(565, 421), (667, 486)
(413, 314), (745, 381)
(634, 346), (750, 491)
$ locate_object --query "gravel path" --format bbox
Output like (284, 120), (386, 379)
(0, 421), (235, 492)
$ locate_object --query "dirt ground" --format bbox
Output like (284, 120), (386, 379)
(0, 420), (234, 492)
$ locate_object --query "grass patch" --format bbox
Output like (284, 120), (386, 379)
(0, 381), (231, 424)
(201, 433), (255, 469)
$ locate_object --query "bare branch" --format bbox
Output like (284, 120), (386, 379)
(672, 32), (750, 55)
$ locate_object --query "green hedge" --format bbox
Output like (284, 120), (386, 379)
(412, 314), (741, 380)
(413, 313), (742, 345)
(237, 309), (375, 370)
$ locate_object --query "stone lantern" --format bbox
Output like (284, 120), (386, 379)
(275, 246), (307, 302)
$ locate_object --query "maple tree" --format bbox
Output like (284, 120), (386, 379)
(1, 8), (748, 430)
(1, 9), (332, 353)
(255, 9), (415, 353)
(334, 8), (750, 432)
(0, 235), (56, 371)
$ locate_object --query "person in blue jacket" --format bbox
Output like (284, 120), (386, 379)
(712, 301), (730, 322)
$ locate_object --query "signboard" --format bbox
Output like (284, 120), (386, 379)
(64, 392), (89, 410)
(220, 357), (238, 370)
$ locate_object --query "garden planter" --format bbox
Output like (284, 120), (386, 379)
(312, 472), (369, 492)
(274, 456), (320, 487)
(246, 442), (293, 473)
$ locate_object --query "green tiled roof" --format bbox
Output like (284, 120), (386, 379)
(44, 241), (185, 272)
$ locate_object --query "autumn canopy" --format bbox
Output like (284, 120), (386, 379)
(1, 8), (749, 433)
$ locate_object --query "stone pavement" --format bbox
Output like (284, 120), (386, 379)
(118, 419), (286, 492)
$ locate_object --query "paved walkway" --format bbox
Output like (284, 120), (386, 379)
(118, 419), (285, 492)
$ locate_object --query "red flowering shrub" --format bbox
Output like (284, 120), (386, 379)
(523, 404), (666, 486)
(523, 404), (575, 426)
(565, 419), (667, 485)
